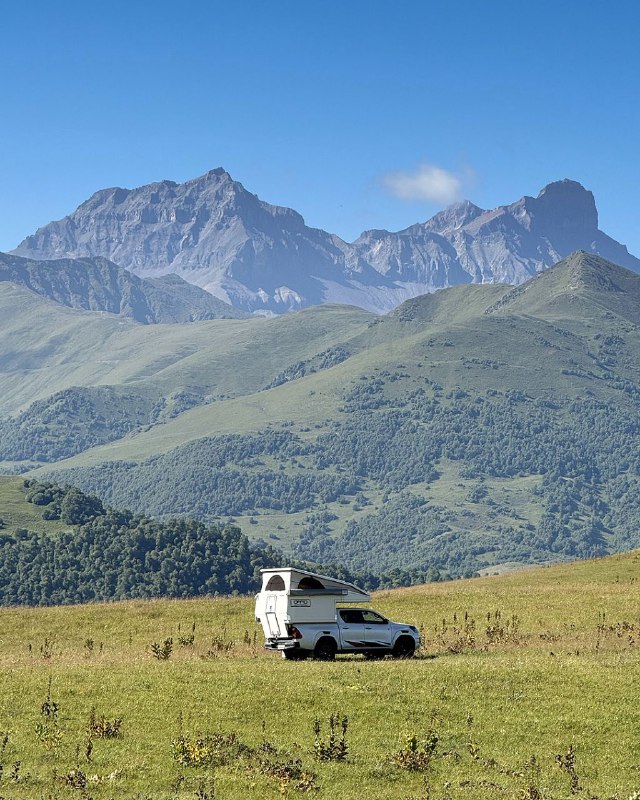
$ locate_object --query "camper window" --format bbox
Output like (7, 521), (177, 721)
(265, 575), (285, 591)
(298, 576), (324, 590)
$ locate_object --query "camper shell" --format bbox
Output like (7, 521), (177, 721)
(255, 567), (370, 633)
(255, 567), (420, 660)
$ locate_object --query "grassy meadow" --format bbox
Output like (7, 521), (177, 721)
(0, 553), (639, 799)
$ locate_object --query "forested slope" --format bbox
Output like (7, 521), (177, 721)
(0, 478), (280, 605)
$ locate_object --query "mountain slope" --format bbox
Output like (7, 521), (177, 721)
(0, 251), (246, 323)
(485, 249), (640, 324)
(12, 172), (640, 314)
(0, 274), (373, 465)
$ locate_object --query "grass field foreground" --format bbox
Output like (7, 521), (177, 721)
(0, 553), (639, 799)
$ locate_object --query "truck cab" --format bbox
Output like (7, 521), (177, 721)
(255, 567), (420, 660)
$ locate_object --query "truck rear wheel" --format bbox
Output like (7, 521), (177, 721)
(314, 637), (337, 661)
(392, 636), (416, 659)
(282, 650), (308, 661)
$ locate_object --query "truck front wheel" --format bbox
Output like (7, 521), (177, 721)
(314, 637), (337, 661)
(364, 651), (386, 660)
(392, 636), (416, 659)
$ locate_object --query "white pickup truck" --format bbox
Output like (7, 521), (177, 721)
(273, 606), (420, 660)
(255, 567), (421, 660)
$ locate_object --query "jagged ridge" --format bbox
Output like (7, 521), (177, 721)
(12, 173), (640, 315)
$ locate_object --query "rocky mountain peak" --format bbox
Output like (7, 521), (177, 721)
(532, 179), (598, 231)
(420, 199), (486, 235)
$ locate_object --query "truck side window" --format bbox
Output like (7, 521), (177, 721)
(339, 609), (364, 624)
(362, 611), (387, 624)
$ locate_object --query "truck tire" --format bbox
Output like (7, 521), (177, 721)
(282, 650), (308, 661)
(314, 637), (337, 661)
(364, 651), (386, 660)
(392, 636), (416, 659)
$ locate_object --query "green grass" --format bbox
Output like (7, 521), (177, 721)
(0, 552), (639, 798)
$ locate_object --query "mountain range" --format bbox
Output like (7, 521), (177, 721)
(5, 166), (640, 580)
(11, 170), (640, 315)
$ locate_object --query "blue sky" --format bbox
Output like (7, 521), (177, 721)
(1, 1), (639, 253)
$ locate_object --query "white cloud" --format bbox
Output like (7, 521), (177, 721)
(383, 163), (463, 205)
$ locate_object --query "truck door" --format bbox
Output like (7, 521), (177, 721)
(338, 609), (366, 651)
(265, 594), (282, 638)
(363, 610), (393, 649)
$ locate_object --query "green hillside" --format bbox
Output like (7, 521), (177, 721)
(4, 252), (640, 577)
(0, 476), (72, 537)
(0, 551), (638, 798)
(23, 252), (640, 578)
(486, 250), (640, 325)
(0, 251), (248, 324)
(0, 282), (372, 419)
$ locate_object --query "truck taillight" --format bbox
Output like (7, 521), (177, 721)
(289, 626), (303, 639)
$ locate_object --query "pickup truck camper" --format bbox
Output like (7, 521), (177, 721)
(255, 567), (420, 660)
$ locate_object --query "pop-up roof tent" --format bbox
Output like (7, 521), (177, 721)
(255, 567), (370, 633)
(259, 567), (370, 602)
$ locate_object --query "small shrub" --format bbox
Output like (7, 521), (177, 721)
(391, 731), (439, 772)
(40, 637), (55, 660)
(313, 715), (348, 762)
(485, 610), (521, 645)
(171, 732), (250, 768)
(194, 776), (216, 800)
(555, 745), (581, 795)
(35, 678), (62, 752)
(177, 622), (196, 648)
(87, 706), (123, 739)
(202, 634), (234, 658)
(61, 768), (87, 790)
(258, 755), (318, 793)
(150, 638), (173, 660)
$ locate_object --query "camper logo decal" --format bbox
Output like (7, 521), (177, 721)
(290, 599), (311, 607)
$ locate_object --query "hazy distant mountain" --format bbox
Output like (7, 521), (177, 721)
(13, 171), (640, 314)
(0, 251), (246, 323)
